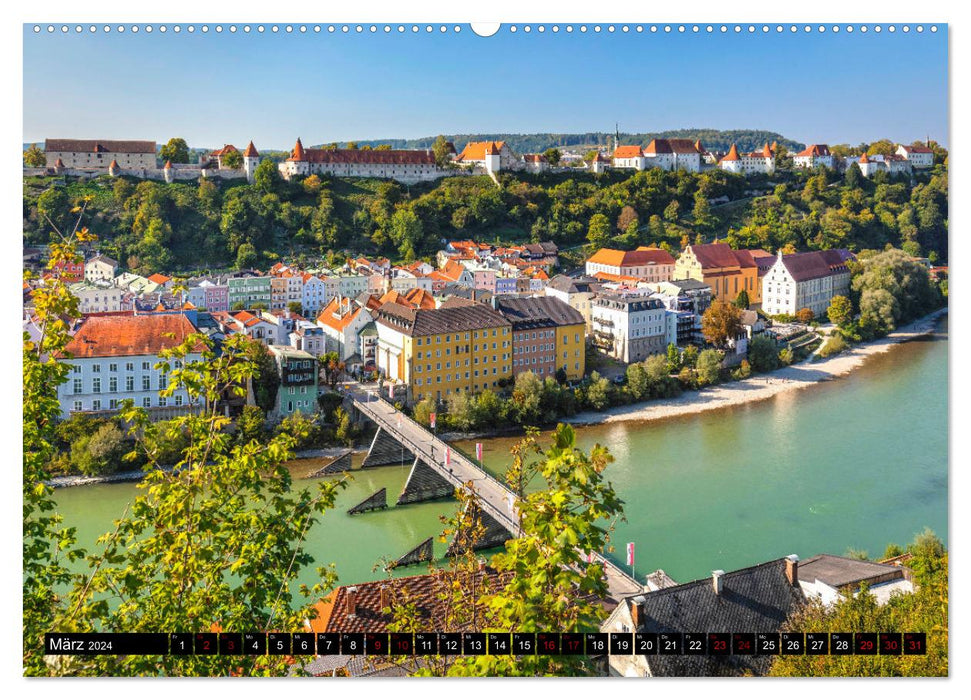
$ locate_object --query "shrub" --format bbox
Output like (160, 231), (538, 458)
(695, 349), (723, 386)
(817, 333), (849, 358)
(748, 335), (780, 373)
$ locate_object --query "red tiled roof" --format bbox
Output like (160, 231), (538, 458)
(612, 145), (644, 159)
(312, 569), (511, 634)
(292, 138), (306, 161)
(687, 243), (761, 270)
(720, 144), (741, 162)
(289, 148), (435, 165)
(63, 314), (198, 358)
(210, 144), (238, 157)
(243, 141), (259, 157)
(796, 144), (831, 158)
(523, 154), (546, 162)
(147, 273), (171, 284)
(859, 152), (870, 164)
(588, 247), (675, 268)
(109, 159), (119, 168)
(403, 287), (436, 310)
(317, 297), (363, 332)
(644, 138), (702, 155)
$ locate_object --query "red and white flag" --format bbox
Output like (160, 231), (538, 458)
(475, 442), (483, 461)
(445, 446), (451, 466)
(626, 542), (635, 566)
(430, 413), (436, 430)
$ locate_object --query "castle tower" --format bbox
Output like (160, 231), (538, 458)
(719, 144), (742, 174)
(108, 159), (120, 177)
(484, 142), (501, 175)
(163, 160), (174, 183)
(243, 141), (260, 183)
(288, 137), (309, 178)
(858, 151), (872, 178)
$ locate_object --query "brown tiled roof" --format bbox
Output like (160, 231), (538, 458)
(376, 301), (510, 337)
(901, 145), (933, 153)
(403, 287), (436, 310)
(242, 141), (259, 157)
(523, 154), (546, 162)
(108, 159), (119, 169)
(45, 139), (156, 154)
(290, 148), (435, 165)
(644, 138), (703, 155)
(687, 243), (760, 270)
(774, 250), (852, 282)
(310, 568), (512, 634)
(63, 314), (198, 358)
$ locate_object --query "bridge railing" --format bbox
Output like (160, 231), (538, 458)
(352, 392), (641, 593)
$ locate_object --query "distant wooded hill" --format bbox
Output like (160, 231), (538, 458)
(315, 130), (805, 154)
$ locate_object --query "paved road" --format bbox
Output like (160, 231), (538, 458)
(347, 385), (643, 603)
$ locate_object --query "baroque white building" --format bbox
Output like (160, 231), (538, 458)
(760, 250), (854, 317)
(793, 144), (834, 169)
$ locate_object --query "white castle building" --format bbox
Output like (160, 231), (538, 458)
(43, 139), (157, 170)
(719, 143), (776, 175)
(278, 138), (449, 184)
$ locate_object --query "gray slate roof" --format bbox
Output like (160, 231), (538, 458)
(495, 295), (585, 329)
(797, 553), (907, 589)
(634, 558), (804, 677)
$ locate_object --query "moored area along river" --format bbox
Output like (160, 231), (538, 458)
(51, 317), (948, 590)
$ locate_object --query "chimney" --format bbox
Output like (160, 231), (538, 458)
(345, 586), (358, 617)
(379, 585), (390, 611)
(629, 598), (642, 629)
(785, 554), (800, 586)
(712, 570), (725, 595)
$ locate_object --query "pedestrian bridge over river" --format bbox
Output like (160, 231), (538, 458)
(345, 386), (643, 604)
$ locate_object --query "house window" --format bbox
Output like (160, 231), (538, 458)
(126, 377), (134, 392)
(73, 400), (83, 412)
(92, 400), (101, 411)
(92, 378), (101, 394)
(158, 397), (167, 407)
(109, 363), (118, 373)
(73, 379), (82, 394)
(92, 364), (101, 373)
(142, 397), (151, 408)
(175, 395), (183, 406)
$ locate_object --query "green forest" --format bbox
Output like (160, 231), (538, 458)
(23, 156), (948, 277)
(321, 128), (805, 154)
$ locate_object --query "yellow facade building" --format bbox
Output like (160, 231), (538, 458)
(374, 301), (512, 403)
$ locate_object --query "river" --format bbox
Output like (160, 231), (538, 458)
(52, 317), (948, 590)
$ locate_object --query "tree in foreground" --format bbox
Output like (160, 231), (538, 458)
(221, 148), (244, 170)
(57, 332), (346, 676)
(392, 426), (624, 676)
(770, 530), (948, 677)
(827, 294), (853, 327)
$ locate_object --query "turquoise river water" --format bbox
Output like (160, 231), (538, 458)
(51, 317), (948, 590)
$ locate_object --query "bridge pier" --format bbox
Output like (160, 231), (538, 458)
(361, 426), (414, 468)
(397, 458), (456, 505)
(347, 487), (388, 515)
(392, 537), (434, 568)
(305, 450), (353, 478)
(446, 505), (513, 556)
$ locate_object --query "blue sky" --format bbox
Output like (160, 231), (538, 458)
(23, 24), (948, 149)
